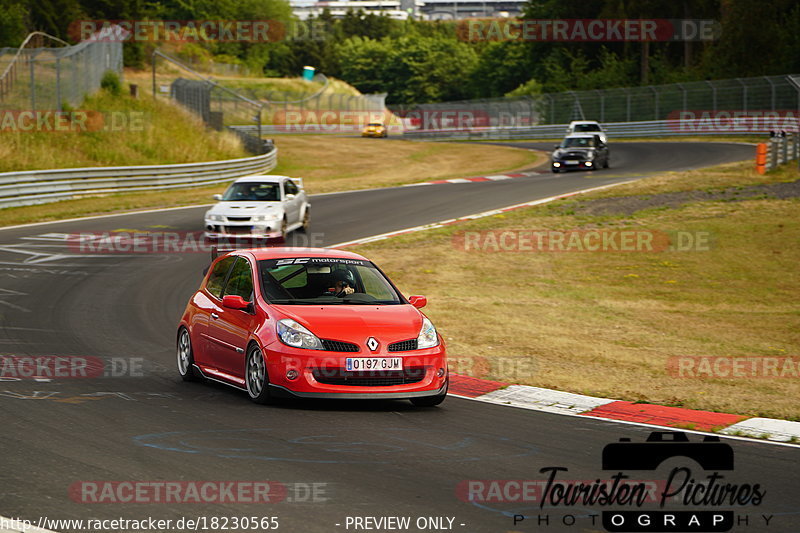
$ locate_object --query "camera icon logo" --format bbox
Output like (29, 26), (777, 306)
(602, 431), (734, 471)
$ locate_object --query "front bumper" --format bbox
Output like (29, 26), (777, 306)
(264, 343), (448, 398)
(362, 130), (385, 137)
(552, 159), (595, 170)
(268, 381), (448, 399)
(205, 220), (282, 239)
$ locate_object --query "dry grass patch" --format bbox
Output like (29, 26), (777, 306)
(271, 135), (543, 193)
(576, 160), (796, 198)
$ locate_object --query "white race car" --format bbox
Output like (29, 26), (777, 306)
(204, 175), (310, 240)
(565, 120), (607, 144)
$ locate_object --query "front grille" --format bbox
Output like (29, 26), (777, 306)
(321, 339), (360, 352)
(312, 367), (427, 386)
(224, 226), (253, 235)
(388, 339), (418, 352)
(226, 216), (251, 222)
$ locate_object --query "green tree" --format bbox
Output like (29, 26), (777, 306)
(0, 0), (28, 47)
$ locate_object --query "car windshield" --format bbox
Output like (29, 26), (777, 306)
(560, 137), (596, 148)
(574, 124), (601, 132)
(221, 182), (280, 202)
(259, 258), (403, 305)
(367, 123), (382, 127)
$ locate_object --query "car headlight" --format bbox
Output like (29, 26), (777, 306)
(416, 317), (439, 349)
(252, 214), (279, 222)
(207, 214), (224, 222)
(277, 319), (323, 350)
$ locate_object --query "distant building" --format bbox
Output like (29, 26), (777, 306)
(288, 0), (524, 20)
(291, 0), (420, 20)
(420, 0), (524, 19)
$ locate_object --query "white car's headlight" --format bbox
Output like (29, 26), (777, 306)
(277, 319), (323, 350)
(207, 214), (224, 222)
(252, 214), (280, 222)
(416, 317), (439, 349)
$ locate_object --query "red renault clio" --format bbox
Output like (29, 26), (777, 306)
(177, 248), (448, 406)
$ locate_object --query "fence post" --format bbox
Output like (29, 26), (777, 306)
(737, 78), (747, 112)
(625, 88), (631, 122)
(29, 52), (36, 111)
(765, 76), (776, 111)
(55, 56), (61, 111)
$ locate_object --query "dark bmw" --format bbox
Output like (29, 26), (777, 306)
(551, 134), (610, 173)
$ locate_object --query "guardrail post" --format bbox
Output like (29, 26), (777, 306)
(767, 138), (776, 170)
(782, 135), (788, 164)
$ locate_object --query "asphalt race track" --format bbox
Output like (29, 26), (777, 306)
(1, 141), (798, 533)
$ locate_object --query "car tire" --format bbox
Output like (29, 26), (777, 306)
(177, 327), (201, 382)
(280, 217), (288, 241)
(245, 343), (271, 404)
(551, 168), (560, 173)
(603, 158), (610, 169)
(299, 209), (310, 232)
(410, 383), (447, 407)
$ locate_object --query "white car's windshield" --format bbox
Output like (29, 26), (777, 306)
(574, 124), (601, 132)
(260, 258), (403, 305)
(560, 137), (596, 148)
(222, 182), (280, 202)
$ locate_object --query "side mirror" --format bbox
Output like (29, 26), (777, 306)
(408, 295), (427, 309)
(222, 295), (250, 311)
(285, 193), (296, 200)
(213, 194), (222, 201)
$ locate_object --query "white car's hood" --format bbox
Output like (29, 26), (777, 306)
(207, 201), (282, 216)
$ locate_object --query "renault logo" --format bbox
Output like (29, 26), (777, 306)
(366, 337), (379, 351)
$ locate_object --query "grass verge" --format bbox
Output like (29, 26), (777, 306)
(351, 160), (800, 420)
(270, 135), (543, 193)
(0, 91), (246, 172)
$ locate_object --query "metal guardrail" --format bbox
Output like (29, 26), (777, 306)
(402, 119), (800, 141)
(0, 148), (277, 209)
(757, 134), (800, 173)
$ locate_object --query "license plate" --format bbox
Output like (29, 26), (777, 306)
(565, 160), (579, 165)
(346, 357), (402, 371)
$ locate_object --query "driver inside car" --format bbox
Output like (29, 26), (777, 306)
(325, 269), (355, 297)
